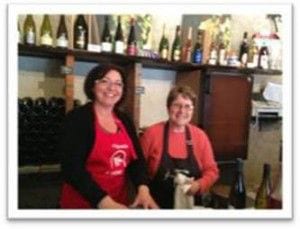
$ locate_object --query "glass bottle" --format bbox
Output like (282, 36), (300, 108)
(255, 163), (272, 209)
(40, 14), (53, 47)
(73, 15), (88, 50)
(218, 40), (226, 66)
(127, 17), (137, 56)
(101, 15), (112, 52)
(228, 158), (246, 209)
(192, 30), (203, 64)
(258, 41), (269, 69)
(238, 31), (249, 67)
(208, 41), (218, 65)
(23, 14), (36, 46)
(171, 25), (181, 62)
(114, 16), (124, 54)
(181, 26), (192, 63)
(159, 23), (169, 60)
(248, 34), (259, 67)
(56, 15), (69, 48)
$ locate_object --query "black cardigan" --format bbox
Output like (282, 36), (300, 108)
(59, 102), (149, 208)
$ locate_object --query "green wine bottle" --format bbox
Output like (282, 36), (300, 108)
(171, 25), (181, 62)
(40, 14), (53, 47)
(74, 15), (88, 50)
(56, 15), (69, 48)
(114, 15), (124, 54)
(101, 15), (112, 52)
(23, 14), (36, 45)
(159, 24), (169, 60)
(254, 163), (272, 209)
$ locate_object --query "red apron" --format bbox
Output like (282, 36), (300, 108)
(60, 114), (137, 208)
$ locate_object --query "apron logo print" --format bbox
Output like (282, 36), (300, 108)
(110, 150), (127, 169)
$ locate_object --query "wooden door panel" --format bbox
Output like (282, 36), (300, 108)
(203, 72), (252, 160)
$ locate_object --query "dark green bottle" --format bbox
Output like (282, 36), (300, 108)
(171, 25), (181, 62)
(159, 24), (169, 60)
(73, 15), (88, 50)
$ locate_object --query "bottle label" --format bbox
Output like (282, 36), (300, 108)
(102, 42), (112, 52)
(260, 55), (269, 69)
(193, 50), (202, 64)
(26, 27), (35, 44)
(173, 49), (181, 61)
(41, 32), (53, 46)
(219, 49), (226, 65)
(57, 33), (68, 48)
(161, 49), (168, 59)
(114, 41), (124, 54)
(127, 45), (137, 56)
(241, 53), (248, 65)
(76, 30), (86, 49)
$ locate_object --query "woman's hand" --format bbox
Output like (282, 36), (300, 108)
(130, 185), (159, 209)
(186, 180), (201, 196)
(97, 195), (128, 209)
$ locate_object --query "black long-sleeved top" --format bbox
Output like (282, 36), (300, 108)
(59, 102), (149, 208)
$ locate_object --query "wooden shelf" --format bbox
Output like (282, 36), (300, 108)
(18, 44), (282, 75)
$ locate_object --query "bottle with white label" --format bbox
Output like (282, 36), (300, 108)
(74, 15), (88, 50)
(258, 41), (270, 69)
(23, 14), (36, 46)
(40, 14), (53, 47)
(101, 15), (112, 52)
(114, 16), (124, 54)
(56, 15), (68, 48)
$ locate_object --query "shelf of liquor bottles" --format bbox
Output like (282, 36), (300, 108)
(18, 44), (282, 75)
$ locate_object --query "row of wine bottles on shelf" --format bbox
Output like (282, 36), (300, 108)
(20, 14), (146, 57)
(228, 158), (282, 209)
(18, 96), (81, 166)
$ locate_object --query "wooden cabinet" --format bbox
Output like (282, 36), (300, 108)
(202, 71), (253, 160)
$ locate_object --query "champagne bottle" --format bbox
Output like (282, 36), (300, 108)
(127, 18), (137, 56)
(255, 163), (272, 209)
(192, 30), (203, 64)
(171, 25), (181, 62)
(40, 15), (53, 47)
(181, 26), (192, 63)
(23, 14), (36, 46)
(158, 23), (169, 60)
(238, 32), (249, 67)
(101, 15), (112, 52)
(258, 41), (269, 69)
(114, 16), (124, 54)
(208, 42), (218, 65)
(74, 15), (88, 50)
(228, 158), (246, 209)
(56, 15), (69, 48)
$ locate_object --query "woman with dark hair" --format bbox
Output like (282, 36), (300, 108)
(59, 64), (158, 209)
(140, 85), (219, 209)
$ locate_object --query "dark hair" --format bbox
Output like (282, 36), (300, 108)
(84, 64), (127, 106)
(166, 85), (197, 108)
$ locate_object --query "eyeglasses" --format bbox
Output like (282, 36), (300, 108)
(95, 78), (124, 88)
(171, 103), (194, 111)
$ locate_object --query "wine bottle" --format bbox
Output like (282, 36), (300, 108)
(192, 30), (203, 64)
(101, 15), (112, 52)
(171, 25), (181, 62)
(181, 26), (192, 63)
(23, 14), (36, 46)
(114, 16), (124, 54)
(208, 42), (218, 65)
(258, 41), (269, 69)
(127, 17), (137, 56)
(238, 32), (249, 67)
(158, 23), (169, 60)
(74, 15), (88, 50)
(255, 163), (272, 209)
(228, 158), (246, 209)
(248, 34), (259, 67)
(56, 15), (69, 48)
(40, 14), (53, 47)
(218, 41), (226, 66)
